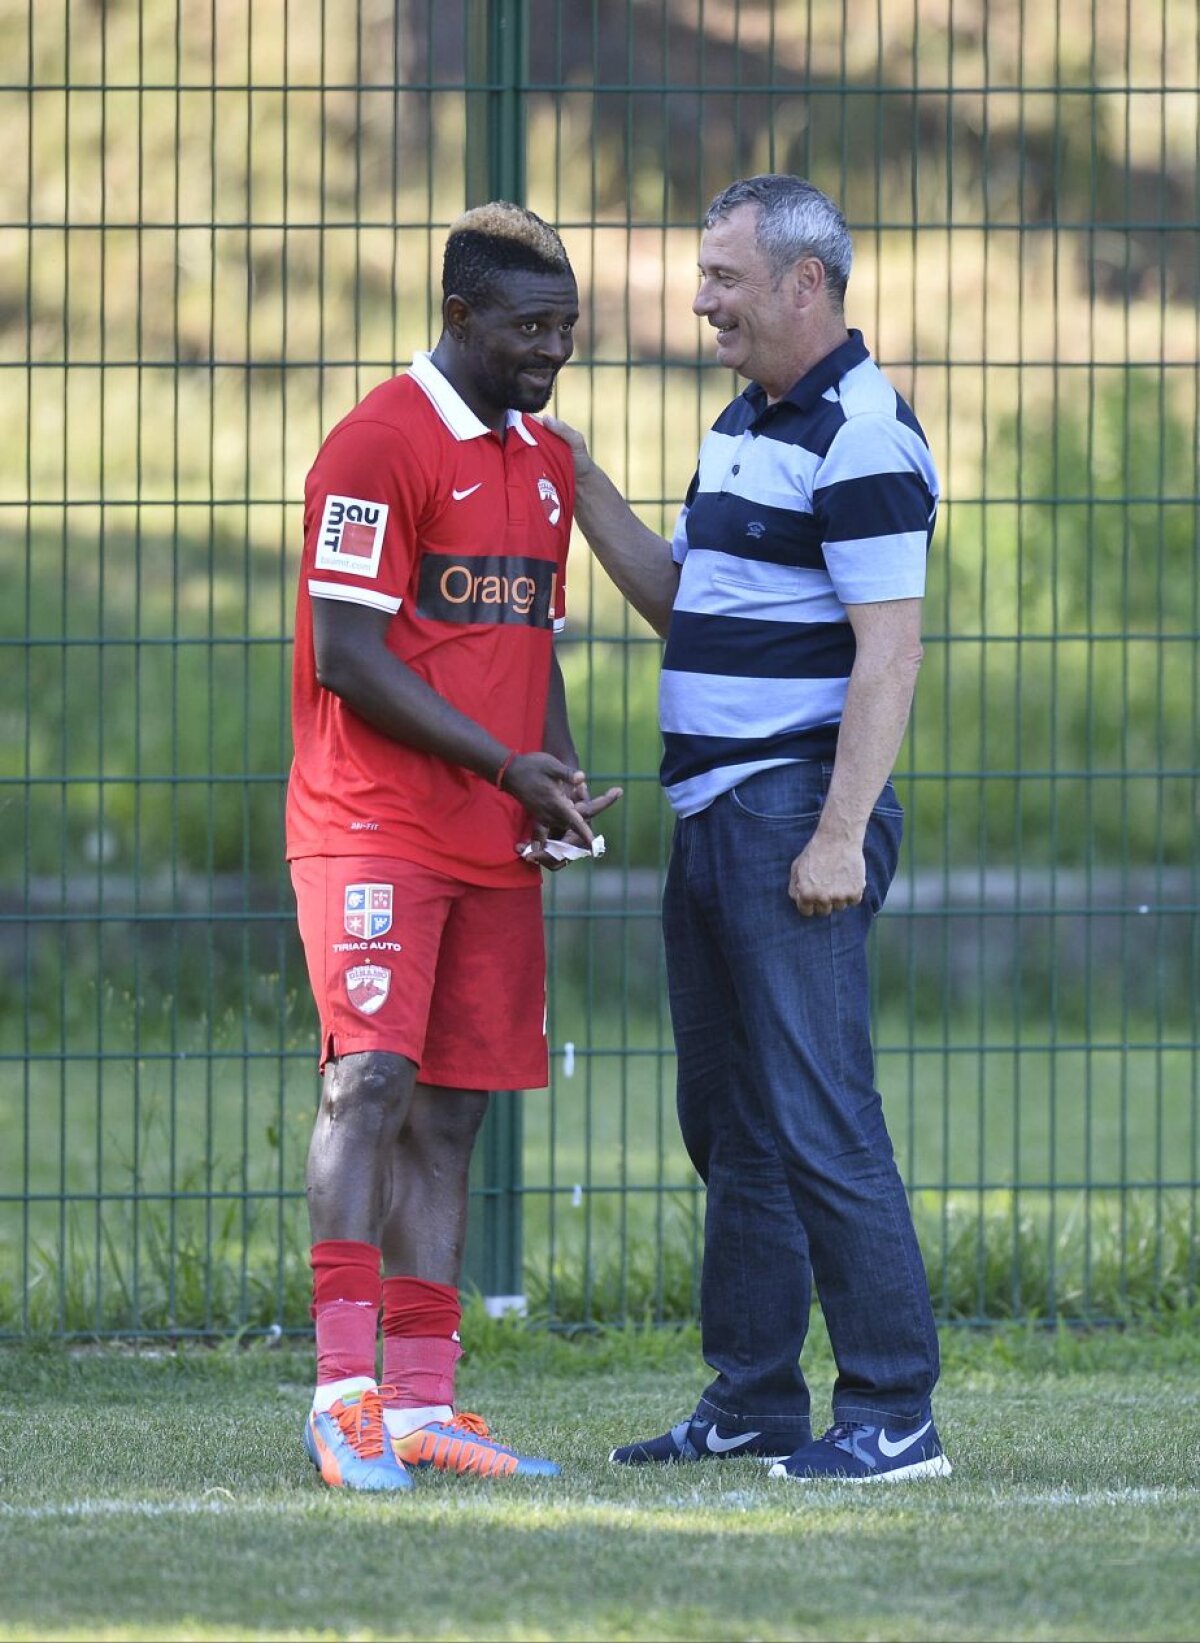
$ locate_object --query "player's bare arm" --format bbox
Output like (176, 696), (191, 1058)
(788, 597), (925, 918)
(312, 596), (597, 843)
(520, 652), (623, 869)
(541, 415), (680, 637)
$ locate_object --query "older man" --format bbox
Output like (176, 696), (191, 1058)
(547, 174), (948, 1482)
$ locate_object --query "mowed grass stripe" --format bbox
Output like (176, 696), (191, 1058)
(1, 1326), (1198, 1641)
(3, 1492), (1199, 1643)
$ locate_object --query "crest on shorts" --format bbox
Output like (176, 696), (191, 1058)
(346, 964), (391, 1015)
(344, 883), (393, 939)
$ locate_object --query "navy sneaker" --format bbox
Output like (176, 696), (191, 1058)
(609, 1408), (808, 1466)
(768, 1419), (951, 1482)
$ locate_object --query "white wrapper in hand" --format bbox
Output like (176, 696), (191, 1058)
(517, 834), (606, 863)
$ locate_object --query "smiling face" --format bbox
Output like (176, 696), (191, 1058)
(440, 270), (579, 430)
(692, 203), (824, 401)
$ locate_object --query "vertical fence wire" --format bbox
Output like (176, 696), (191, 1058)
(4, 0), (1197, 1337)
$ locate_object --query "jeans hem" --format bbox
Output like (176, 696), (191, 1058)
(831, 1403), (934, 1431)
(697, 1393), (813, 1439)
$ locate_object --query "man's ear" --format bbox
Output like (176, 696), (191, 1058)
(794, 255), (827, 311)
(442, 292), (472, 342)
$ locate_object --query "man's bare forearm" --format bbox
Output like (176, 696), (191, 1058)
(541, 414), (679, 634)
(817, 599), (925, 846)
(571, 465), (679, 638)
(787, 599), (924, 916)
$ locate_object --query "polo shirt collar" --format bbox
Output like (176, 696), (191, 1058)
(742, 328), (870, 417)
(409, 350), (539, 446)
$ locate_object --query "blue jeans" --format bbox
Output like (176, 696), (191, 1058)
(663, 761), (940, 1437)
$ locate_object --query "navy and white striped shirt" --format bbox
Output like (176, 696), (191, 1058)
(660, 330), (939, 816)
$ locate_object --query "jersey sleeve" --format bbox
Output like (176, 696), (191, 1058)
(812, 413), (939, 604)
(302, 417), (428, 615)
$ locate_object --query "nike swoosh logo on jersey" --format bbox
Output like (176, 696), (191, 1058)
(451, 483), (482, 501)
(876, 1419), (933, 1458)
(705, 1427), (762, 1454)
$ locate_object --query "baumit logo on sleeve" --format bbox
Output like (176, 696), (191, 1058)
(313, 494), (389, 577)
(416, 553), (558, 628)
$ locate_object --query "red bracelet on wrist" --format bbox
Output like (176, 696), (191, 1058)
(494, 750), (516, 789)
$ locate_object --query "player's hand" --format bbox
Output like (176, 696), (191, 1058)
(501, 753), (599, 847)
(788, 834), (866, 917)
(563, 774), (623, 833)
(517, 778), (623, 872)
(539, 415), (595, 479)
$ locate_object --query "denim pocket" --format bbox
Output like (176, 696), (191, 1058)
(871, 779), (904, 821)
(728, 764), (825, 823)
(864, 795), (904, 913)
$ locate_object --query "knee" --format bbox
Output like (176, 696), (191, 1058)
(321, 1052), (412, 1135)
(676, 1097), (713, 1182)
(404, 1089), (490, 1164)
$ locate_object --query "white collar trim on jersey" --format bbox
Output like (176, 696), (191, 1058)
(409, 351), (539, 446)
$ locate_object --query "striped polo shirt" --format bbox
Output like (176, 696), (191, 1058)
(660, 330), (939, 816)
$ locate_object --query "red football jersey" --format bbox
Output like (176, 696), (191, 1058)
(286, 352), (575, 887)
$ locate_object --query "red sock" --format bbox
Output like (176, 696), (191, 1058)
(380, 1276), (463, 1408)
(310, 1239), (381, 1386)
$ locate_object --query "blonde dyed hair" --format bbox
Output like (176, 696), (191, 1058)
(442, 201), (573, 307)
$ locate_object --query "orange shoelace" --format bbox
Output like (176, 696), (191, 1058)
(332, 1387), (387, 1459)
(444, 1412), (490, 1438)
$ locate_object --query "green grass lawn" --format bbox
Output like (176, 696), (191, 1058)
(2, 1319), (1199, 1642)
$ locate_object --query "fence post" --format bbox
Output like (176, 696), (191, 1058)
(462, 0), (528, 1316)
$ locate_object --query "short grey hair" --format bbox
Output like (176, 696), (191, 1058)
(704, 174), (853, 306)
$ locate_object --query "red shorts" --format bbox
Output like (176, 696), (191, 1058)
(289, 855), (548, 1090)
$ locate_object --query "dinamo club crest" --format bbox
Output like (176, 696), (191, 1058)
(344, 883), (392, 939)
(346, 964), (390, 1015)
(537, 476), (561, 526)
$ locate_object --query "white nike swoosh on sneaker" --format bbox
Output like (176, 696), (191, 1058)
(452, 483), (482, 501)
(705, 1428), (762, 1454)
(877, 1419), (933, 1458)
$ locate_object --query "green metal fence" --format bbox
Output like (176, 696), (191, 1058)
(5, 0), (1197, 1338)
